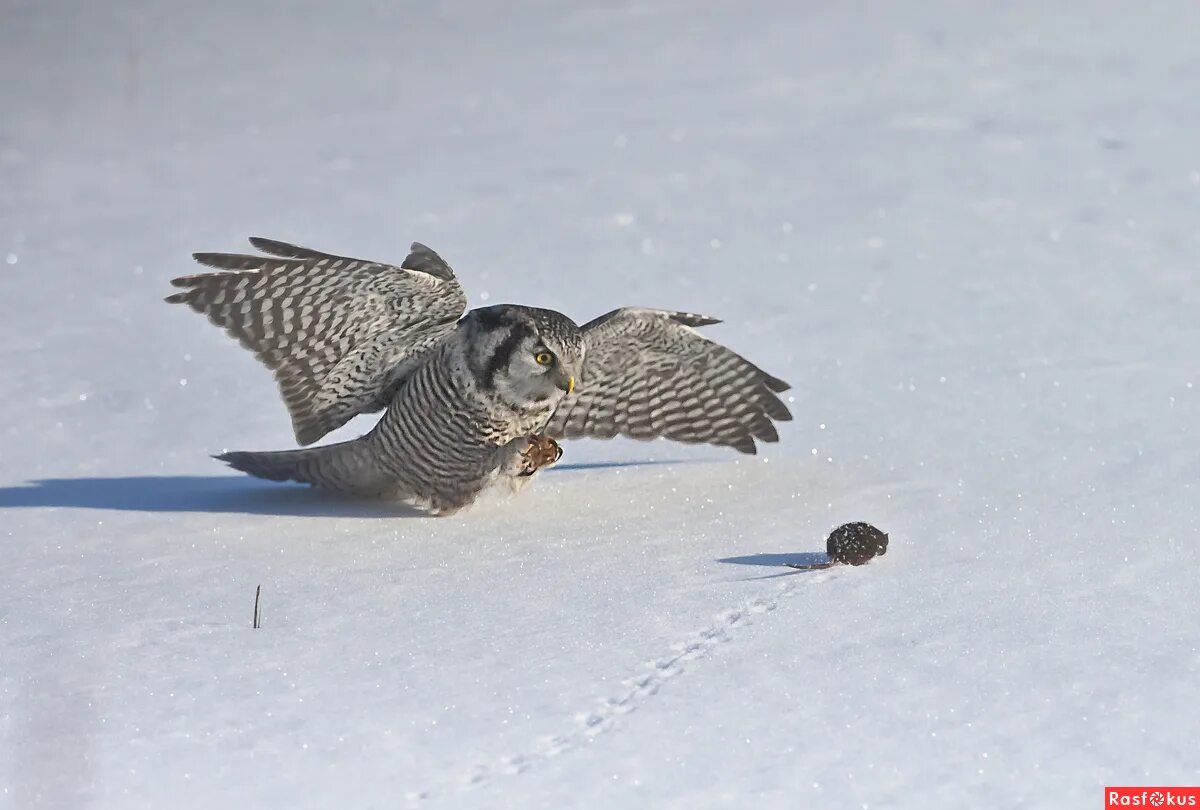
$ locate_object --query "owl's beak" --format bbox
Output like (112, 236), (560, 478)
(556, 373), (575, 394)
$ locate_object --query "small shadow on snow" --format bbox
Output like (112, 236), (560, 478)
(717, 552), (827, 567)
(0, 459), (692, 518)
(717, 552), (831, 580)
(0, 476), (419, 518)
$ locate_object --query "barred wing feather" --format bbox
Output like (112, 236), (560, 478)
(166, 238), (467, 444)
(544, 308), (791, 454)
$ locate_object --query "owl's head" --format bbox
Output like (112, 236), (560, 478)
(462, 305), (585, 409)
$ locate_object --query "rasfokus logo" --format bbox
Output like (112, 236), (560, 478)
(1107, 787), (1200, 807)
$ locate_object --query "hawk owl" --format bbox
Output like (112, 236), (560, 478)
(167, 238), (791, 514)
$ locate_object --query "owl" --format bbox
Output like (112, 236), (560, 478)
(167, 238), (791, 514)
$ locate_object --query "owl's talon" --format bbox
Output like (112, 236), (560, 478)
(518, 435), (562, 476)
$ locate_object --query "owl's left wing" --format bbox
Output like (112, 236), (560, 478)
(167, 238), (467, 445)
(544, 308), (791, 454)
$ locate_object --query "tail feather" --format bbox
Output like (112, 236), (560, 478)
(215, 450), (308, 483)
(216, 438), (390, 495)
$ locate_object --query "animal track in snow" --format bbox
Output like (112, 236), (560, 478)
(412, 569), (832, 802)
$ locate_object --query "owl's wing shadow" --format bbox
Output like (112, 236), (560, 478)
(0, 458), (704, 517)
(545, 459), (687, 473)
(0, 476), (423, 518)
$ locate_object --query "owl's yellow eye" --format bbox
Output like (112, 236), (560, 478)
(534, 351), (554, 366)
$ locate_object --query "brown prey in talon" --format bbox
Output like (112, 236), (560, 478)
(519, 435), (563, 476)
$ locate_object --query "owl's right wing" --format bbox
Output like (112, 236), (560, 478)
(166, 238), (467, 445)
(545, 308), (791, 454)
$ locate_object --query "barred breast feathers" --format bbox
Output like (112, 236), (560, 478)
(365, 340), (504, 503)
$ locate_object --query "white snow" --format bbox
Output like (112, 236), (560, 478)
(3, 1), (1199, 808)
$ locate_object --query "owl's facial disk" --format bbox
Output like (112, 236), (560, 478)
(467, 309), (583, 410)
(493, 332), (577, 408)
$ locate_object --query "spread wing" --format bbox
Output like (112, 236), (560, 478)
(166, 237), (467, 445)
(544, 308), (791, 454)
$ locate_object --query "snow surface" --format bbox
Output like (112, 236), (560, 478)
(3, 1), (1199, 808)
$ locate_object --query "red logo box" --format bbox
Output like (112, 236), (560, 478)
(1107, 787), (1200, 807)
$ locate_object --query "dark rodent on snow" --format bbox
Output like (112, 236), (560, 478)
(827, 522), (889, 566)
